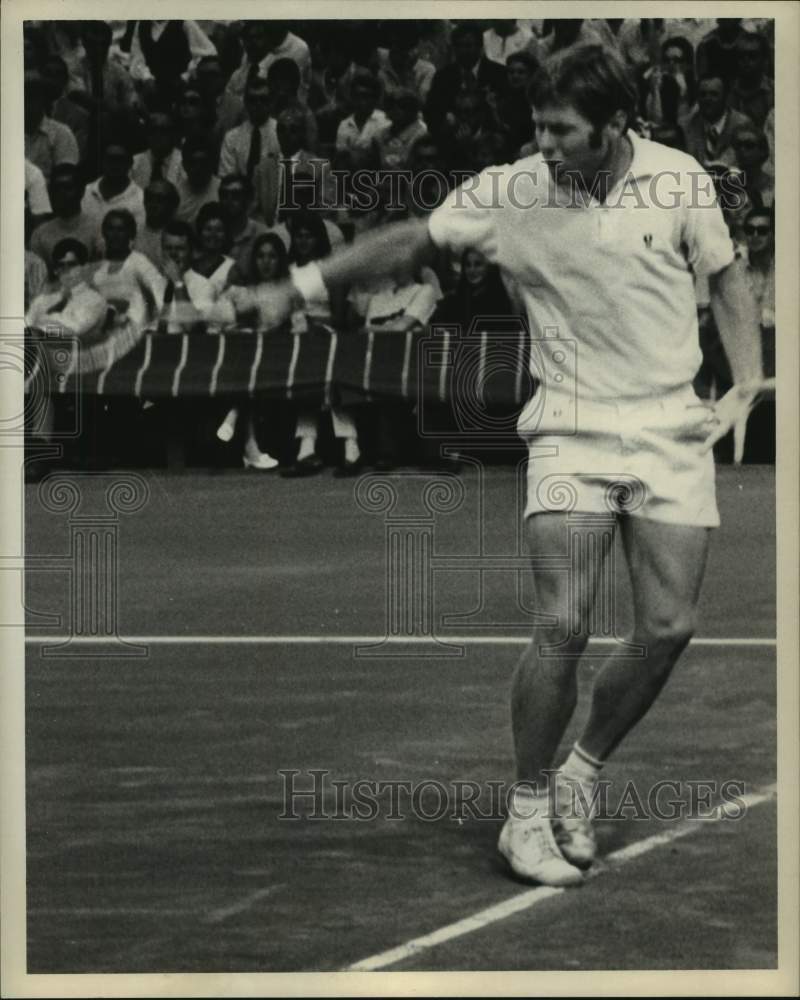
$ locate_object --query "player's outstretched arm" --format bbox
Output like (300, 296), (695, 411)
(704, 258), (766, 452)
(291, 218), (437, 304)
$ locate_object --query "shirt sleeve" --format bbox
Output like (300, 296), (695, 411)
(25, 162), (52, 215)
(218, 130), (237, 179)
(405, 284), (438, 325)
(681, 166), (736, 277)
(427, 167), (500, 262)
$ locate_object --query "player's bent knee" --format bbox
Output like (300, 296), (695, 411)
(636, 612), (696, 653)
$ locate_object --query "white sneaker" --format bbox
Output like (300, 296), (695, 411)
(552, 776), (598, 870)
(498, 812), (584, 886)
(243, 451), (279, 470)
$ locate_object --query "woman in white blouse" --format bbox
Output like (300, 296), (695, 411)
(210, 233), (293, 470)
(192, 202), (236, 298)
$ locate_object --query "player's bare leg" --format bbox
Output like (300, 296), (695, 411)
(578, 519), (711, 760)
(552, 519), (711, 868)
(499, 513), (610, 885)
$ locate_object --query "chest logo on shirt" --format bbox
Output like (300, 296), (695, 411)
(643, 233), (653, 249)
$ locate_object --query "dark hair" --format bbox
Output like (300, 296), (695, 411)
(288, 210), (331, 263)
(350, 69), (381, 99)
(249, 232), (290, 283)
(732, 123), (769, 159)
(162, 220), (196, 246)
(48, 162), (84, 194)
(452, 21), (483, 46)
(80, 20), (112, 48)
(181, 135), (216, 161)
(195, 202), (232, 250)
(697, 72), (728, 92)
(506, 50), (538, 73)
(659, 36), (696, 107)
(52, 237), (89, 265)
(529, 44), (637, 131)
(735, 32), (771, 59)
(744, 205), (774, 229)
(266, 57), (301, 90)
(144, 179), (180, 214)
(219, 172), (254, 199)
(101, 208), (137, 241)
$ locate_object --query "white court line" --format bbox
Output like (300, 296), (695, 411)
(345, 783), (777, 972)
(23, 635), (776, 646)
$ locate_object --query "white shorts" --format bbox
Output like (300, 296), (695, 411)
(522, 384), (720, 527)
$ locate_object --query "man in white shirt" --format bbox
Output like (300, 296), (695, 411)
(219, 78), (281, 183)
(174, 137), (221, 226)
(335, 72), (390, 169)
(282, 44), (764, 888)
(226, 21), (312, 102)
(483, 20), (539, 66)
(30, 163), (101, 266)
(25, 159), (52, 221)
(157, 222), (215, 332)
(24, 71), (79, 180)
(131, 112), (184, 191)
(81, 140), (146, 240)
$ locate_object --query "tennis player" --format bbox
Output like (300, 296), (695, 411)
(282, 44), (764, 886)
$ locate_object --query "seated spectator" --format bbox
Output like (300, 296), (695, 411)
(268, 170), (346, 253)
(192, 202), (236, 297)
(335, 71), (390, 169)
(255, 107), (333, 226)
(25, 248), (49, 313)
(732, 124), (774, 211)
(218, 174), (269, 280)
(425, 21), (507, 138)
(175, 82), (212, 145)
(73, 20), (139, 115)
(210, 232), (293, 470)
(443, 87), (492, 174)
(433, 247), (513, 326)
(25, 158), (53, 225)
(155, 221), (214, 333)
(134, 179), (180, 268)
(24, 71), (79, 180)
(174, 137), (221, 226)
(739, 207), (775, 338)
(211, 232), (291, 331)
(483, 20), (539, 66)
(219, 77), (281, 184)
(81, 138), (146, 237)
(494, 51), (537, 153)
(226, 21), (312, 102)
(193, 54), (244, 146)
(377, 91), (427, 170)
(375, 28), (436, 103)
(728, 32), (774, 129)
(30, 163), (100, 266)
(680, 74), (753, 168)
(131, 111), (183, 190)
(538, 19), (618, 59)
(128, 20), (216, 103)
(266, 58), (318, 153)
(26, 238), (107, 342)
(40, 54), (90, 160)
(696, 18), (749, 85)
(642, 37), (696, 126)
(353, 257), (439, 470)
(307, 29), (357, 152)
(281, 214), (359, 477)
(90, 208), (166, 336)
(616, 18), (670, 77)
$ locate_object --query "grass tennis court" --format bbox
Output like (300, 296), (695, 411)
(24, 463), (776, 972)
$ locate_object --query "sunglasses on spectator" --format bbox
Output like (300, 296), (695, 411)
(745, 224), (771, 235)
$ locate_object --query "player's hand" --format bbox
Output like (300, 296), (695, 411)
(701, 382), (763, 453)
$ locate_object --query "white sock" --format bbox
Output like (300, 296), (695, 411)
(297, 435), (316, 461)
(560, 744), (604, 787)
(509, 783), (550, 822)
(344, 438), (360, 463)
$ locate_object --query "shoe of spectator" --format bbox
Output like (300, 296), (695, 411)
(280, 454), (324, 478)
(243, 451), (279, 471)
(333, 458), (363, 478)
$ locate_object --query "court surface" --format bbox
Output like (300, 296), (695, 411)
(23, 463), (777, 972)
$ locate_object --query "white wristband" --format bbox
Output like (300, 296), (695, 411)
(290, 262), (326, 305)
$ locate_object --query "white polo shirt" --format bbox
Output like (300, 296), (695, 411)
(428, 131), (735, 404)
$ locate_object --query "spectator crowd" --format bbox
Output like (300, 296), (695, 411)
(23, 17), (776, 473)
